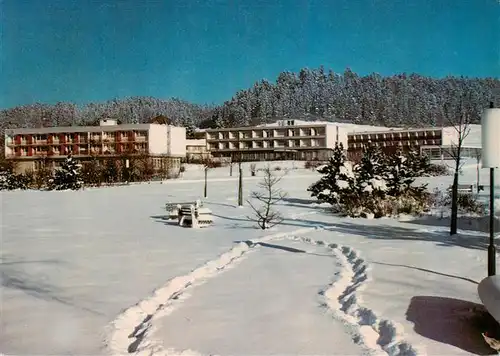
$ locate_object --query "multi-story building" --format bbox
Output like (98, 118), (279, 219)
(4, 119), (186, 174)
(205, 119), (348, 161)
(185, 139), (211, 162)
(347, 125), (481, 161)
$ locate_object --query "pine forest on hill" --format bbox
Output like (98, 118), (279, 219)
(1, 68), (499, 140)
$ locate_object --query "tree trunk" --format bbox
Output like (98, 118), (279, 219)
(450, 172), (459, 235)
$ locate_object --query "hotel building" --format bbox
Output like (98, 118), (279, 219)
(347, 125), (481, 161)
(4, 119), (186, 174)
(204, 119), (348, 161)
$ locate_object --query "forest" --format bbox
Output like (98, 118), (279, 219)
(1, 67), (499, 139)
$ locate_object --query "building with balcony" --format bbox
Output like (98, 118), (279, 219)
(347, 124), (482, 162)
(205, 119), (348, 161)
(185, 139), (211, 162)
(4, 119), (186, 174)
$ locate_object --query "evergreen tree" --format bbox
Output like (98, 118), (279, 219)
(384, 149), (415, 196)
(308, 142), (356, 205)
(49, 154), (83, 190)
(405, 149), (431, 177)
(354, 144), (387, 196)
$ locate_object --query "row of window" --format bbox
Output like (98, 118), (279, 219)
(210, 139), (326, 150)
(7, 130), (148, 144)
(207, 128), (326, 140)
(349, 130), (442, 141)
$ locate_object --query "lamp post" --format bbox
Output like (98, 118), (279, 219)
(204, 166), (208, 198)
(238, 161), (243, 206)
(481, 101), (500, 276)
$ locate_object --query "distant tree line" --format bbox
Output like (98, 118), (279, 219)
(1, 67), (498, 148)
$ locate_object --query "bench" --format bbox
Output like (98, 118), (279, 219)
(166, 200), (213, 228)
(447, 184), (474, 193)
(478, 276), (500, 324)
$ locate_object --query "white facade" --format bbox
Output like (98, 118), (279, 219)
(5, 122), (186, 160)
(167, 126), (187, 157)
(441, 124), (482, 148)
(186, 139), (207, 147)
(204, 120), (347, 161)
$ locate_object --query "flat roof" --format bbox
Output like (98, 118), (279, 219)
(4, 123), (164, 135)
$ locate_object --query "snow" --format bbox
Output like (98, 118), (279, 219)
(150, 240), (365, 356)
(1, 162), (499, 355)
(336, 179), (350, 189)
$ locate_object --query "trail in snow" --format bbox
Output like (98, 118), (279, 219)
(152, 239), (365, 356)
(104, 228), (317, 355)
(106, 227), (420, 356)
(291, 236), (420, 356)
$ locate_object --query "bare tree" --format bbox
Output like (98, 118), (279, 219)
(444, 95), (473, 235)
(137, 153), (155, 181)
(247, 166), (287, 229)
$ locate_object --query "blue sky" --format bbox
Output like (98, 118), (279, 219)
(1, 0), (499, 109)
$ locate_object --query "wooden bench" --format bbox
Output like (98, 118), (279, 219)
(447, 184), (474, 193)
(478, 276), (500, 324)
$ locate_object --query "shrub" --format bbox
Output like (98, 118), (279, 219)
(204, 160), (222, 168)
(304, 160), (323, 170)
(427, 163), (452, 176)
(179, 165), (186, 173)
(456, 192), (485, 215)
(0, 171), (31, 190)
(431, 188), (485, 215)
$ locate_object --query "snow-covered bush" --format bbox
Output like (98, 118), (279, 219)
(432, 188), (485, 216)
(309, 145), (432, 218)
(0, 170), (30, 190)
(427, 163), (452, 176)
(48, 154), (84, 191)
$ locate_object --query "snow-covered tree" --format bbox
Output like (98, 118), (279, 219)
(383, 149), (429, 197)
(383, 149), (415, 196)
(49, 154), (83, 190)
(353, 144), (388, 196)
(308, 142), (356, 206)
(406, 148), (431, 177)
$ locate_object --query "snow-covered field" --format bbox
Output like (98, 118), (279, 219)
(1, 161), (499, 355)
